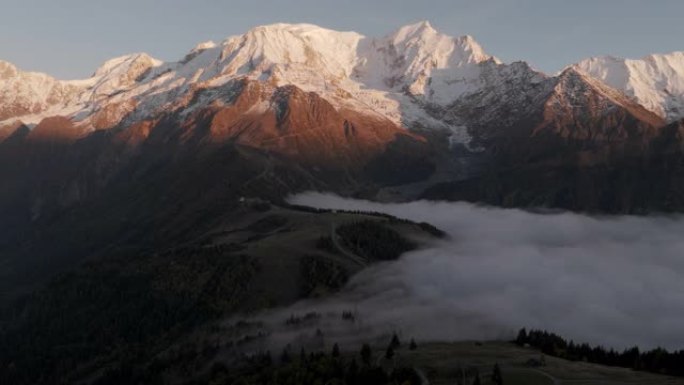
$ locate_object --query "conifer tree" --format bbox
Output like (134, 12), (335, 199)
(473, 372), (481, 385)
(280, 348), (291, 363)
(385, 346), (395, 360)
(515, 328), (528, 345)
(390, 332), (401, 349)
(361, 344), (372, 366)
(491, 363), (503, 385)
(409, 338), (418, 350)
(346, 358), (359, 384)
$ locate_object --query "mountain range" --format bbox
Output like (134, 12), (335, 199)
(3, 21), (684, 292)
(1, 23), (682, 180)
(4, 22), (684, 130)
(4, 21), (684, 384)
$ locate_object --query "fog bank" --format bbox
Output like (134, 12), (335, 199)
(274, 193), (684, 350)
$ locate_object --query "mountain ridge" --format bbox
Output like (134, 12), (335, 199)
(0, 21), (682, 213)
(0, 21), (537, 145)
(2, 22), (682, 154)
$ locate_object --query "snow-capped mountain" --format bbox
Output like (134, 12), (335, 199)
(1, 20), (679, 169)
(3, 21), (684, 141)
(354, 21), (499, 103)
(0, 22), (537, 147)
(574, 52), (684, 122)
(0, 60), (83, 122)
(0, 54), (162, 128)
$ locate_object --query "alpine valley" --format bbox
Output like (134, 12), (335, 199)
(3, 22), (684, 385)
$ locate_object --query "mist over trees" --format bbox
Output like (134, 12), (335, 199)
(516, 328), (684, 377)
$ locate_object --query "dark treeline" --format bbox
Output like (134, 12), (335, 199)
(199, 346), (420, 385)
(282, 202), (399, 218)
(283, 203), (446, 238)
(299, 254), (349, 297)
(95, 336), (424, 385)
(337, 221), (417, 261)
(516, 328), (684, 376)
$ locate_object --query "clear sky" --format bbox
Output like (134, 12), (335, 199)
(2, 0), (683, 79)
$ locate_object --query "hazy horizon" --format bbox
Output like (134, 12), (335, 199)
(2, 0), (684, 79)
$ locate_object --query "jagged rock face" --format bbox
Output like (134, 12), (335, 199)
(532, 69), (664, 142)
(443, 67), (663, 145)
(438, 60), (551, 139)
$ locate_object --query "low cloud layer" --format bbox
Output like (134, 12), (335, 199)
(268, 193), (684, 351)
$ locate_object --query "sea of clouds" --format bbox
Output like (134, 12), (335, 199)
(255, 192), (684, 351)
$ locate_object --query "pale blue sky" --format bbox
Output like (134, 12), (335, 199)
(2, 0), (683, 79)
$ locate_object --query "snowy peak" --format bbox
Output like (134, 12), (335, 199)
(148, 21), (512, 133)
(216, 23), (362, 80)
(355, 21), (499, 103)
(189, 41), (217, 56)
(387, 20), (443, 52)
(574, 51), (684, 121)
(88, 53), (162, 97)
(0, 53), (163, 126)
(203, 21), (499, 102)
(0, 60), (19, 79)
(554, 66), (663, 121)
(388, 21), (492, 66)
(391, 20), (436, 40)
(0, 22), (508, 130)
(92, 53), (161, 79)
(0, 60), (85, 122)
